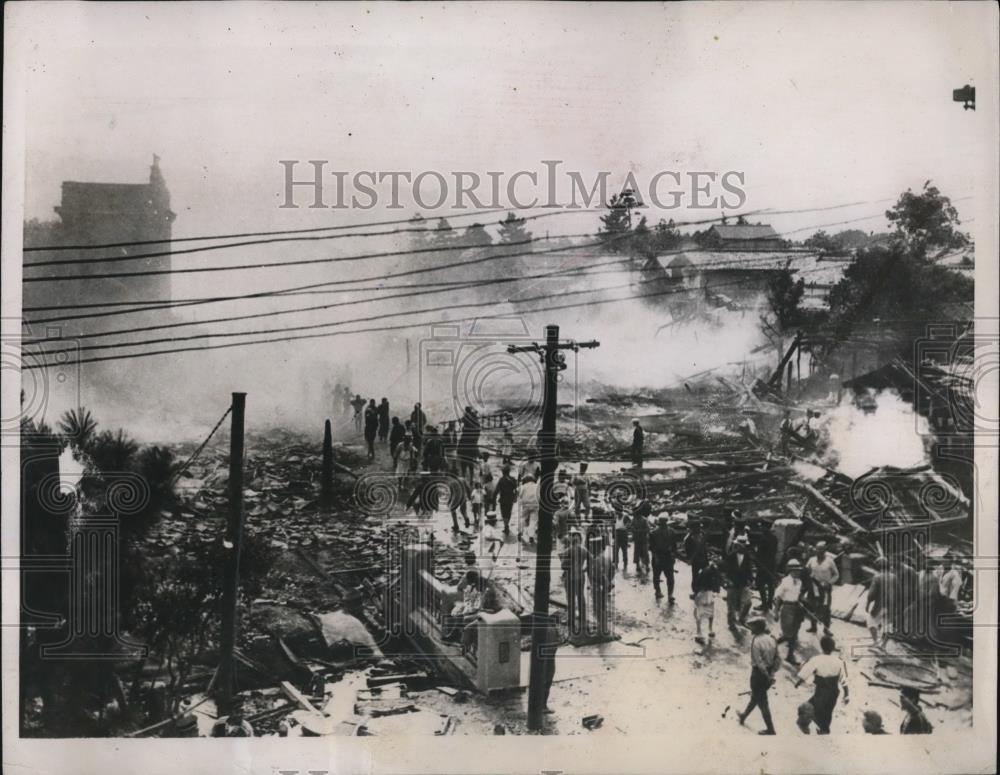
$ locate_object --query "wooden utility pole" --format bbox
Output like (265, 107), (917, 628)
(321, 418), (334, 508)
(509, 325), (599, 732)
(216, 392), (246, 715)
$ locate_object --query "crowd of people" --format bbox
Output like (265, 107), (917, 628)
(336, 385), (962, 736)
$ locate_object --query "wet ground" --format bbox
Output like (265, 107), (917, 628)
(351, 441), (973, 737)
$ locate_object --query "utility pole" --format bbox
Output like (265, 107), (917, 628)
(321, 418), (334, 508)
(216, 392), (246, 716)
(508, 325), (599, 732)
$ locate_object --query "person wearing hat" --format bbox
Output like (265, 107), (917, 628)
(394, 435), (416, 494)
(723, 533), (755, 635)
(573, 463), (591, 518)
(410, 402), (427, 449)
(631, 498), (652, 582)
(457, 406), (481, 484)
(865, 556), (898, 650)
(794, 634), (850, 734)
(650, 516), (678, 603)
(737, 616), (779, 734)
(587, 533), (614, 637)
(899, 686), (933, 734)
(560, 529), (591, 638)
(806, 541), (839, 635)
(773, 559), (805, 665)
(683, 520), (710, 599)
(862, 709), (888, 734)
(613, 503), (631, 573)
(630, 418), (644, 469)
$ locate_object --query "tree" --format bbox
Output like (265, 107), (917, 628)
(458, 222), (493, 248)
(767, 266), (806, 331)
(885, 182), (968, 253)
(405, 213), (429, 250)
(651, 218), (682, 252)
(430, 217), (456, 248)
(59, 407), (98, 452)
(598, 189), (641, 252)
(804, 230), (842, 253)
(497, 211), (532, 247)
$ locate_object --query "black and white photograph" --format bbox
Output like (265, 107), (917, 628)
(2, 3), (997, 774)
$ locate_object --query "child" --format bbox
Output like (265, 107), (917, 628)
(470, 482), (485, 529)
(693, 560), (721, 644)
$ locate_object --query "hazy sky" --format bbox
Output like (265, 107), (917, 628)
(6, 2), (997, 437)
(12, 2), (994, 239)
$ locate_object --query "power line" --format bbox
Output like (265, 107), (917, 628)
(22, 209), (594, 269)
(23, 264), (835, 365)
(22, 207), (513, 253)
(22, 255), (634, 341)
(24, 246), (823, 331)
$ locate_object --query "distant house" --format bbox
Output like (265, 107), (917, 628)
(642, 250), (802, 305)
(708, 223), (783, 251)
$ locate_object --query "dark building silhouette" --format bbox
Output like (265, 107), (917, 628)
(23, 156), (176, 323)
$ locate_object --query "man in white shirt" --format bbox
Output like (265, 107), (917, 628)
(806, 541), (839, 634)
(518, 474), (539, 544)
(794, 634), (849, 734)
(774, 559), (804, 665)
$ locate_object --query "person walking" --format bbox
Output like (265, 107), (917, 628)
(693, 559), (721, 643)
(377, 398), (391, 443)
(457, 406), (480, 485)
(650, 516), (677, 603)
(442, 420), (459, 469)
(631, 499), (651, 582)
(363, 399), (379, 460)
(500, 428), (514, 464)
(587, 533), (614, 637)
(865, 557), (897, 650)
(794, 634), (850, 735)
(410, 403), (426, 449)
(684, 521), (709, 599)
(737, 616), (780, 735)
(630, 418), (644, 469)
(388, 417), (405, 463)
(754, 520), (779, 610)
(351, 394), (367, 433)
(394, 436), (416, 495)
(518, 473), (539, 544)
(448, 463), (470, 532)
(806, 541), (839, 634)
(421, 425), (444, 473)
(470, 481), (485, 530)
(723, 534), (755, 637)
(494, 465), (518, 535)
(774, 558), (805, 665)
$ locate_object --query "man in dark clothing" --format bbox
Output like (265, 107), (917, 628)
(442, 420), (458, 468)
(724, 534), (755, 634)
(410, 403), (426, 449)
(377, 398), (391, 443)
(631, 499), (651, 580)
(457, 407), (480, 485)
(363, 399), (379, 460)
(447, 464), (469, 532)
(421, 425), (444, 473)
(388, 417), (405, 460)
(631, 419), (644, 469)
(684, 521), (709, 599)
(754, 520), (779, 610)
(650, 517), (677, 603)
(494, 466), (518, 534)
(560, 531), (591, 638)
